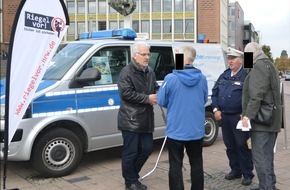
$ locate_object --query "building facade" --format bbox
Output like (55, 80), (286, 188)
(1, 0), (230, 54)
(228, 1), (244, 51)
(197, 0), (228, 50)
(243, 20), (260, 49)
(0, 0), (21, 53)
(65, 0), (198, 42)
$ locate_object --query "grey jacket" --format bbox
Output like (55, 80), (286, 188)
(242, 56), (282, 132)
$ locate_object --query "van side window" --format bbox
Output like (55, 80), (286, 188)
(149, 46), (174, 80)
(83, 46), (130, 85)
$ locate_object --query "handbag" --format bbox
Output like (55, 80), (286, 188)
(253, 102), (275, 125)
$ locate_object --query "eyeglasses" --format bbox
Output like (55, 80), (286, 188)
(137, 52), (151, 57)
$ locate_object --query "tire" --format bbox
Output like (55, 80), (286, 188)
(203, 112), (219, 147)
(32, 128), (83, 177)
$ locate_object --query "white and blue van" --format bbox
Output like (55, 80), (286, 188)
(0, 28), (227, 177)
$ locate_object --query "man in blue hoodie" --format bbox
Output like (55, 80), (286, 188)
(157, 46), (208, 190)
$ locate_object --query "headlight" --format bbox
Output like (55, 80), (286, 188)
(0, 104), (5, 120)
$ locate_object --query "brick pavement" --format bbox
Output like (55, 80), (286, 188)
(1, 80), (290, 190)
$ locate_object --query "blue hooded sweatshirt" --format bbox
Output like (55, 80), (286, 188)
(157, 66), (208, 141)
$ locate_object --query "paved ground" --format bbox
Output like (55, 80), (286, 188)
(1, 78), (290, 190)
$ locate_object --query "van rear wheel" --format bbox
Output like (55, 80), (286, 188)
(203, 112), (219, 147)
(32, 128), (83, 177)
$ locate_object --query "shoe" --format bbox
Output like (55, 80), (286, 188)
(136, 181), (147, 190)
(225, 172), (242, 180)
(242, 177), (252, 186)
(125, 181), (147, 190)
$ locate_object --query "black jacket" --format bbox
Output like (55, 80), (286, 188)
(117, 61), (159, 133)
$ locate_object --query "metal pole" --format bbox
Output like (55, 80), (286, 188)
(282, 82), (288, 149)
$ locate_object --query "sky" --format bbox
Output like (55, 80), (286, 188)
(232, 0), (290, 59)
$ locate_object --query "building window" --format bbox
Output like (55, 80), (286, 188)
(133, 21), (139, 33)
(67, 22), (75, 35)
(230, 7), (235, 16)
(77, 1), (85, 14)
(163, 0), (172, 12)
(152, 20), (161, 33)
(120, 21), (124, 28)
(185, 0), (194, 11)
(174, 0), (183, 12)
(141, 0), (150, 12)
(163, 20), (171, 33)
(109, 21), (118, 29)
(230, 20), (235, 31)
(174, 20), (183, 33)
(88, 21), (96, 32)
(152, 0), (161, 12)
(67, 1), (75, 14)
(185, 19), (194, 33)
(141, 20), (150, 33)
(98, 21), (106, 30)
(88, 0), (96, 14)
(98, 0), (106, 14)
(77, 21), (85, 35)
(244, 30), (250, 40)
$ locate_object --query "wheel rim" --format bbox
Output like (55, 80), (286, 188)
(204, 117), (216, 141)
(43, 138), (75, 170)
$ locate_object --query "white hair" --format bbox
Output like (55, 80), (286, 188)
(132, 41), (150, 56)
(178, 46), (196, 64)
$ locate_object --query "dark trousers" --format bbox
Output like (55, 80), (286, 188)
(121, 130), (153, 185)
(221, 113), (254, 178)
(251, 131), (277, 190)
(167, 137), (204, 190)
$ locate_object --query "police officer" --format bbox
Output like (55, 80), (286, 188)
(211, 47), (254, 186)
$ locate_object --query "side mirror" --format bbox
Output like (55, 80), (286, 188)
(76, 68), (101, 83)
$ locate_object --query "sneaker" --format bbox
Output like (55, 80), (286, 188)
(225, 171), (242, 180)
(242, 177), (252, 186)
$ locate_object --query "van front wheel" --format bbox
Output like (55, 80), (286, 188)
(203, 112), (219, 147)
(32, 128), (83, 177)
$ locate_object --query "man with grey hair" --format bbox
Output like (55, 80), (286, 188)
(241, 42), (282, 190)
(118, 41), (159, 190)
(157, 45), (208, 190)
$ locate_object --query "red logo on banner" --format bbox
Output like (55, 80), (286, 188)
(51, 17), (65, 37)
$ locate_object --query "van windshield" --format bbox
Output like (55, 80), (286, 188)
(43, 43), (93, 80)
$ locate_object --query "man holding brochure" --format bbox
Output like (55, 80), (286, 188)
(211, 47), (254, 186)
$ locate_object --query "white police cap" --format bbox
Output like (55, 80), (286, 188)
(227, 47), (243, 58)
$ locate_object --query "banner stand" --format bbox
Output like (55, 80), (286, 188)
(282, 83), (289, 149)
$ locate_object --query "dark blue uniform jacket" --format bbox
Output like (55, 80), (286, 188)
(211, 68), (248, 114)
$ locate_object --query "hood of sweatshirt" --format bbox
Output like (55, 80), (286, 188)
(172, 68), (203, 87)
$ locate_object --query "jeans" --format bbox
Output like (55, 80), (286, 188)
(167, 137), (204, 190)
(121, 130), (153, 185)
(251, 131), (277, 190)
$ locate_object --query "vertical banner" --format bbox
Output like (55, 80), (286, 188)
(3, 0), (69, 188)
(5, 0), (69, 144)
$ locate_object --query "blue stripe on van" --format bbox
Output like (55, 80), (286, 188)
(32, 88), (121, 115)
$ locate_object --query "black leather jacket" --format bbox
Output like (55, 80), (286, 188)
(117, 61), (159, 133)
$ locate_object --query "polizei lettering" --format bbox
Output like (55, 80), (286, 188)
(25, 11), (53, 31)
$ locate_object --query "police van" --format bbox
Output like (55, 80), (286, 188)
(0, 28), (227, 177)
